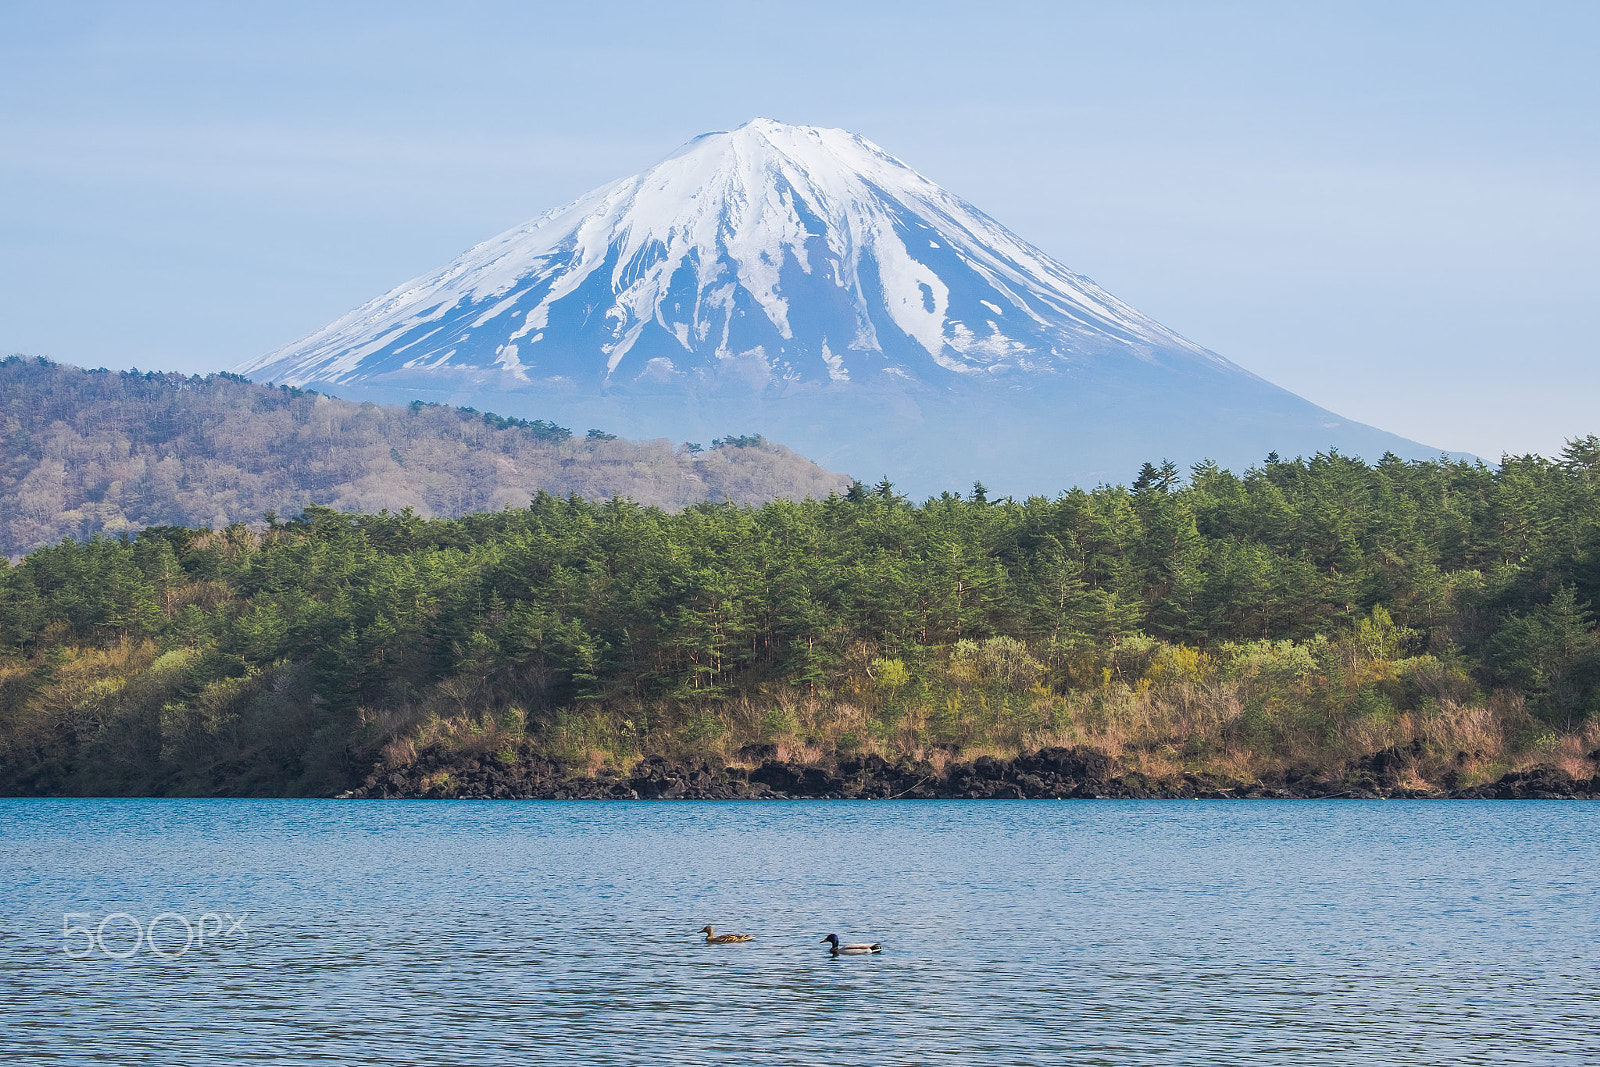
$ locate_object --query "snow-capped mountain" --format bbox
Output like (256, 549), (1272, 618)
(238, 118), (1452, 495)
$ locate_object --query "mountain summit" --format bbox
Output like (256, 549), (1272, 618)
(238, 118), (1450, 494)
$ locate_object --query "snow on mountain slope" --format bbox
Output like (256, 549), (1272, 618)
(237, 118), (1454, 496)
(239, 118), (1231, 391)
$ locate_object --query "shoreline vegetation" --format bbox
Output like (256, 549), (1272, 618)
(3, 443), (1600, 800)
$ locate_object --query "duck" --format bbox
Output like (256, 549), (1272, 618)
(699, 925), (754, 944)
(821, 934), (881, 955)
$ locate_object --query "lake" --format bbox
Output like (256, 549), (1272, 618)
(1, 800), (1595, 1065)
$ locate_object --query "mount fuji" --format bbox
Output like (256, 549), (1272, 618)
(237, 118), (1452, 496)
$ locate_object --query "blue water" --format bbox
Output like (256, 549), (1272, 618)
(1, 800), (1595, 1065)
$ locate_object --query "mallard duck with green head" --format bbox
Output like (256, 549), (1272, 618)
(821, 934), (881, 955)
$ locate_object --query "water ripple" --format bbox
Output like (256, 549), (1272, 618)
(1, 800), (1595, 1065)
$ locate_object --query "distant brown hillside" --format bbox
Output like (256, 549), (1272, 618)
(0, 356), (853, 558)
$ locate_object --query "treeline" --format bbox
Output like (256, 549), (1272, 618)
(0, 356), (850, 558)
(1, 445), (1599, 796)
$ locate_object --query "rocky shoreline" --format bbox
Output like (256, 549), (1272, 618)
(343, 743), (1600, 801)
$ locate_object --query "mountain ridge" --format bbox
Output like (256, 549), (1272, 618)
(0, 356), (850, 559)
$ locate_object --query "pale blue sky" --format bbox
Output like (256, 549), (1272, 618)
(2, 1), (1595, 461)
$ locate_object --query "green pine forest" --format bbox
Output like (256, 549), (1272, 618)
(3, 442), (1600, 796)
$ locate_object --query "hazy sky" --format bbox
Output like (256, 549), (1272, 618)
(2, 1), (1595, 461)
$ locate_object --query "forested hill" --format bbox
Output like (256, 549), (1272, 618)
(0, 356), (851, 558)
(2, 445), (1598, 798)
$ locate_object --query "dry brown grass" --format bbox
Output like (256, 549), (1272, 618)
(774, 739), (825, 765)
(380, 736), (417, 768)
(353, 633), (1599, 794)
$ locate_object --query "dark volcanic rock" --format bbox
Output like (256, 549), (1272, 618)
(339, 744), (1598, 802)
(1448, 765), (1585, 800)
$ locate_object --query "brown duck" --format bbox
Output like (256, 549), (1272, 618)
(699, 925), (754, 944)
